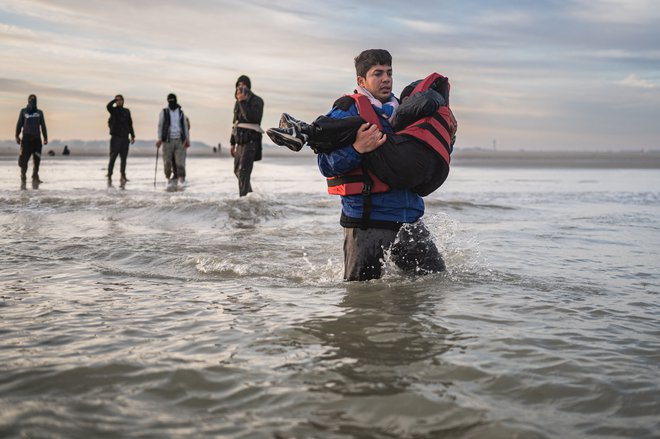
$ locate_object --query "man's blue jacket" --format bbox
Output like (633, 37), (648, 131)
(317, 99), (424, 226)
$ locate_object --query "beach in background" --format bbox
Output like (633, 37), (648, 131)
(3, 138), (660, 168)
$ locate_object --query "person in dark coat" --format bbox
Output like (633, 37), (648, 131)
(230, 75), (264, 197)
(106, 94), (135, 186)
(15, 94), (48, 185)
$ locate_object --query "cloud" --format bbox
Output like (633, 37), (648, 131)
(0, 78), (161, 105)
(619, 74), (657, 89)
(570, 0), (660, 24)
(1, 0), (660, 150)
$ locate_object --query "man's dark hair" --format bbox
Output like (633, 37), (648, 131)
(354, 49), (392, 77)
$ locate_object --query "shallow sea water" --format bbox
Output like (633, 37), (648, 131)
(1, 153), (659, 438)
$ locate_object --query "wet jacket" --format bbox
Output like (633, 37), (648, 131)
(231, 91), (264, 160)
(317, 98), (424, 228)
(107, 100), (135, 138)
(16, 104), (47, 142)
(105, 99), (135, 138)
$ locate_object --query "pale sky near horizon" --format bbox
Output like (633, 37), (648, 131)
(1, 0), (659, 151)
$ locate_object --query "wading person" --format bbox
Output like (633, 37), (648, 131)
(15, 94), (48, 187)
(230, 75), (264, 197)
(106, 94), (135, 187)
(315, 49), (446, 281)
(156, 93), (189, 188)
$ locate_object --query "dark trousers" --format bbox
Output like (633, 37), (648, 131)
(309, 116), (447, 196)
(343, 221), (444, 281)
(108, 136), (130, 178)
(233, 141), (257, 197)
(18, 137), (42, 179)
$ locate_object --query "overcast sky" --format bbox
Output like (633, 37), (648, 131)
(1, 0), (659, 150)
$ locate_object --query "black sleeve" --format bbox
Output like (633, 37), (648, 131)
(40, 110), (48, 141)
(127, 109), (135, 137)
(107, 99), (115, 113)
(394, 89), (443, 131)
(15, 109), (24, 137)
(237, 95), (263, 124)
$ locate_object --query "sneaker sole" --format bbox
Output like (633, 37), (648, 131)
(266, 129), (303, 152)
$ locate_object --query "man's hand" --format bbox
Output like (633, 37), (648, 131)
(15, 136), (20, 145)
(352, 123), (386, 154)
(130, 137), (135, 145)
(43, 139), (48, 145)
(156, 140), (162, 148)
(230, 144), (236, 157)
(184, 139), (190, 148)
(236, 87), (249, 102)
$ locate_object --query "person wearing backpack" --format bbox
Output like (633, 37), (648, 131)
(106, 94), (135, 186)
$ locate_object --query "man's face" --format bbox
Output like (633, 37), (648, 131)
(357, 64), (393, 103)
(236, 82), (249, 99)
(116, 97), (124, 107)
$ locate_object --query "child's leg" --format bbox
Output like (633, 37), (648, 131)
(306, 116), (364, 153)
(267, 114), (364, 153)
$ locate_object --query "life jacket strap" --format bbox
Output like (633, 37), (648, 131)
(360, 165), (373, 230)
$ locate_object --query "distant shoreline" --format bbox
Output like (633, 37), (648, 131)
(1, 142), (659, 168)
(450, 149), (660, 169)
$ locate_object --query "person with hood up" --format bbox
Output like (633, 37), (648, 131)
(15, 94), (48, 186)
(230, 75), (264, 197)
(156, 93), (189, 187)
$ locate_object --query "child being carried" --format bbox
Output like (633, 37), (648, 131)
(267, 73), (457, 197)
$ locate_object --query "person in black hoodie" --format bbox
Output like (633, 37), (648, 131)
(15, 94), (48, 185)
(106, 94), (135, 186)
(230, 75), (264, 197)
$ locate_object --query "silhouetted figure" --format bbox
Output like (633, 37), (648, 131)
(15, 94), (48, 184)
(62, 145), (70, 156)
(106, 94), (135, 186)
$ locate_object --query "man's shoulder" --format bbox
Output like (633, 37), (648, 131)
(326, 95), (358, 119)
(332, 95), (357, 112)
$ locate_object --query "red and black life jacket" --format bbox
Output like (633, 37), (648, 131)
(325, 94), (393, 229)
(397, 72), (454, 170)
(326, 93), (391, 197)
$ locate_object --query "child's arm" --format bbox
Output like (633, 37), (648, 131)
(393, 89), (445, 131)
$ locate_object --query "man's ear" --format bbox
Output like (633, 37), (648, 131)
(357, 76), (366, 88)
